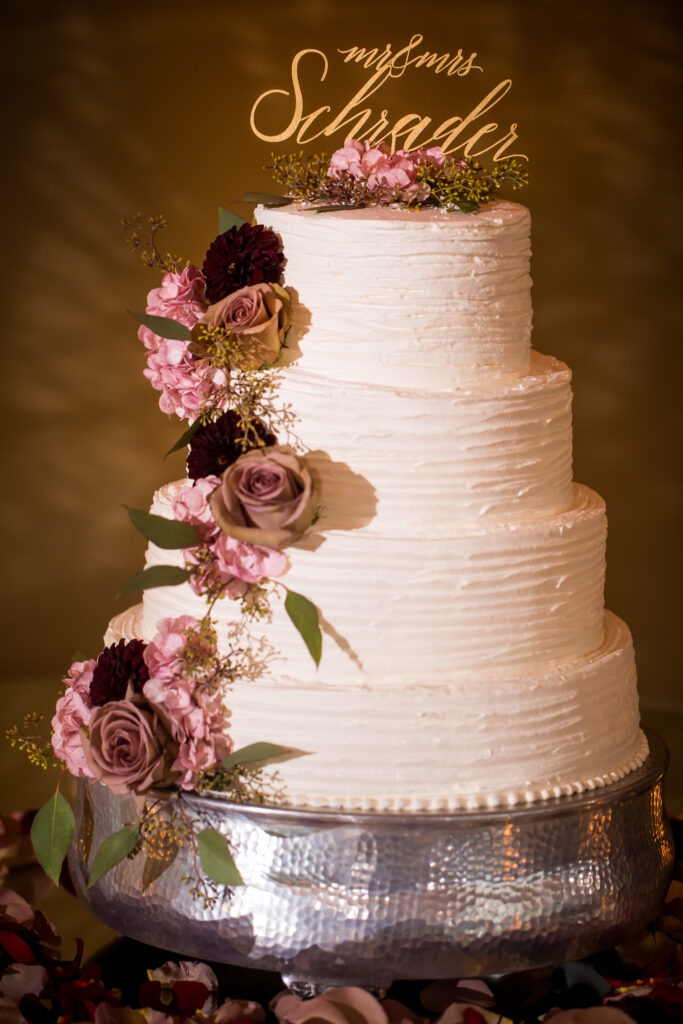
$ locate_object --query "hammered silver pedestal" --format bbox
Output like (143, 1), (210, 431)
(68, 729), (673, 992)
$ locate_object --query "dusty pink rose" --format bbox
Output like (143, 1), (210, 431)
(210, 445), (314, 551)
(144, 339), (225, 422)
(51, 660), (97, 778)
(82, 693), (180, 795)
(173, 477), (221, 541)
(139, 264), (207, 351)
(213, 533), (288, 584)
(196, 282), (291, 369)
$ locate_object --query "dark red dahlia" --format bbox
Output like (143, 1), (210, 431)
(202, 224), (284, 304)
(187, 410), (277, 480)
(89, 639), (149, 706)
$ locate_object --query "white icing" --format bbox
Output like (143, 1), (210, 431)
(141, 480), (606, 677)
(256, 201), (533, 388)
(108, 606), (647, 812)
(105, 199), (646, 811)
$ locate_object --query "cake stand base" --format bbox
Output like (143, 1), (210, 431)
(68, 729), (673, 993)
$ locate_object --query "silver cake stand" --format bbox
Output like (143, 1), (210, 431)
(68, 729), (674, 995)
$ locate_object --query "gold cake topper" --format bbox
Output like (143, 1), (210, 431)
(250, 34), (527, 161)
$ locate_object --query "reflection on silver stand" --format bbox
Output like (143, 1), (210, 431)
(69, 729), (674, 995)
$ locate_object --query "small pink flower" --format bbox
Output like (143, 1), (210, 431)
(173, 477), (221, 541)
(213, 533), (289, 584)
(143, 616), (202, 683)
(139, 264), (207, 351)
(143, 339), (225, 422)
(410, 145), (447, 169)
(51, 660), (97, 778)
(327, 139), (366, 179)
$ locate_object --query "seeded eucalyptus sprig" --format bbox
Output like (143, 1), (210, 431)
(121, 212), (186, 272)
(264, 150), (528, 213)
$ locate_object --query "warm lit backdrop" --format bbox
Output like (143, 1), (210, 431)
(2, 0), (681, 813)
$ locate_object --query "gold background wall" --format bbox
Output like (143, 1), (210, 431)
(2, 1), (681, 805)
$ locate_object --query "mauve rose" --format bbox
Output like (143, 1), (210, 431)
(195, 282), (290, 370)
(210, 445), (314, 551)
(82, 692), (180, 795)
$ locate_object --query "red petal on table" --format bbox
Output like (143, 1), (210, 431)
(0, 930), (37, 963)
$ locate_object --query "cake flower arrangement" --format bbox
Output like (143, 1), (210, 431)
(9, 140), (527, 898)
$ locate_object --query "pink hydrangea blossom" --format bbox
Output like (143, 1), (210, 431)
(143, 339), (225, 422)
(172, 477), (221, 541)
(328, 139), (434, 200)
(142, 616), (232, 789)
(213, 533), (289, 584)
(143, 616), (202, 683)
(51, 660), (97, 778)
(183, 546), (250, 600)
(138, 264), (207, 351)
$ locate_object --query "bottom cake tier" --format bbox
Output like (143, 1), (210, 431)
(106, 607), (647, 812)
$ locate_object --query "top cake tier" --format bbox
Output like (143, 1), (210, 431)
(254, 200), (532, 389)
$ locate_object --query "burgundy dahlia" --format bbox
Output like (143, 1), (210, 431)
(89, 639), (149, 707)
(202, 224), (284, 304)
(187, 410), (277, 481)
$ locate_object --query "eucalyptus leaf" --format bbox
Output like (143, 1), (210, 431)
(314, 204), (359, 214)
(242, 191), (293, 208)
(142, 834), (180, 891)
(118, 565), (191, 596)
(30, 793), (75, 886)
(126, 507), (199, 549)
(221, 742), (301, 772)
(166, 419), (203, 457)
(219, 207), (248, 233)
(88, 825), (140, 888)
(284, 589), (322, 666)
(197, 828), (244, 887)
(127, 311), (193, 342)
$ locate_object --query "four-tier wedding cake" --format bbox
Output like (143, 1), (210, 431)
(106, 194), (647, 812)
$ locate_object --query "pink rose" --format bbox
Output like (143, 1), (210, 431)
(173, 477), (221, 541)
(210, 445), (314, 551)
(213, 533), (288, 584)
(82, 693), (180, 795)
(139, 264), (207, 351)
(195, 283), (291, 370)
(51, 660), (97, 778)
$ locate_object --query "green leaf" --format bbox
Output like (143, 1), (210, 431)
(221, 742), (299, 771)
(242, 191), (293, 208)
(219, 207), (248, 233)
(31, 792), (75, 886)
(314, 204), (359, 214)
(126, 507), (199, 550)
(165, 419), (203, 457)
(284, 589), (322, 666)
(197, 828), (244, 887)
(118, 565), (191, 596)
(127, 311), (193, 342)
(88, 825), (140, 887)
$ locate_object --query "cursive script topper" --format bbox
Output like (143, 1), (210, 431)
(250, 33), (527, 161)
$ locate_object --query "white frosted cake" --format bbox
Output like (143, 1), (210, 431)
(108, 199), (647, 811)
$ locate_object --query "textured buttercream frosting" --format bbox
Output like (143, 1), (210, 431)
(108, 199), (647, 810)
(256, 201), (533, 388)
